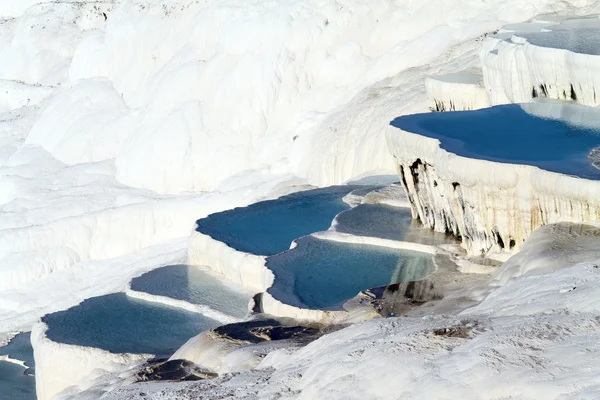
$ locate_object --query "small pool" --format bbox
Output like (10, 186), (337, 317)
(391, 104), (600, 179)
(130, 265), (252, 319)
(518, 28), (600, 55)
(0, 333), (35, 400)
(42, 293), (220, 356)
(195, 186), (363, 256)
(511, 19), (600, 55)
(266, 236), (436, 310)
(334, 204), (457, 246)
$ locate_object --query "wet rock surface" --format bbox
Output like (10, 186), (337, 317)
(360, 279), (443, 317)
(213, 318), (320, 344)
(135, 359), (218, 382)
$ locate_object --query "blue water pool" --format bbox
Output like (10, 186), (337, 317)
(391, 104), (600, 179)
(334, 204), (457, 246)
(130, 265), (251, 319)
(518, 28), (600, 55)
(42, 293), (220, 356)
(0, 333), (35, 400)
(266, 236), (436, 310)
(507, 19), (600, 55)
(195, 186), (363, 256)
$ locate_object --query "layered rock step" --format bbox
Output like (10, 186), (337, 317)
(425, 69), (490, 112)
(190, 184), (455, 321)
(34, 293), (224, 400)
(482, 17), (600, 106)
(386, 101), (600, 256)
(189, 186), (359, 290)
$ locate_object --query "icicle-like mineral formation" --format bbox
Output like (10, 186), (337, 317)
(386, 102), (600, 256)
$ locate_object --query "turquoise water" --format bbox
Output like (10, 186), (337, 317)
(43, 293), (220, 356)
(0, 333), (35, 400)
(195, 186), (362, 256)
(266, 236), (435, 310)
(334, 204), (457, 246)
(391, 104), (600, 179)
(130, 265), (251, 319)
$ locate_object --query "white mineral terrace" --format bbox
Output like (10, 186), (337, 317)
(482, 18), (600, 106)
(425, 69), (490, 111)
(386, 103), (600, 256)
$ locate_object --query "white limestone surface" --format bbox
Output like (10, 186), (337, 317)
(258, 292), (375, 325)
(425, 69), (490, 111)
(125, 289), (242, 325)
(188, 231), (273, 292)
(312, 230), (437, 255)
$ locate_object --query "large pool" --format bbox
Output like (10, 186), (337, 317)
(130, 265), (252, 319)
(0, 333), (35, 400)
(42, 293), (220, 356)
(266, 236), (436, 310)
(195, 186), (361, 256)
(391, 104), (600, 179)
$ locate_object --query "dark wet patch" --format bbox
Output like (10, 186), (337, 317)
(135, 359), (218, 382)
(213, 319), (319, 345)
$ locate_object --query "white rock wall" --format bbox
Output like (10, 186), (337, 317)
(385, 124), (600, 256)
(425, 70), (490, 111)
(188, 230), (273, 292)
(481, 28), (600, 106)
(31, 323), (149, 400)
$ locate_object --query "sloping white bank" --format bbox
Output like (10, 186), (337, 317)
(386, 109), (600, 256)
(32, 323), (149, 400)
(489, 222), (600, 286)
(482, 18), (600, 106)
(48, 222), (600, 400)
(65, 261), (600, 400)
(425, 69), (490, 111)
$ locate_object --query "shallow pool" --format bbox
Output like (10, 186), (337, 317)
(0, 332), (35, 400)
(266, 236), (436, 310)
(334, 204), (457, 246)
(43, 293), (220, 356)
(195, 186), (362, 256)
(391, 104), (600, 179)
(515, 19), (600, 55)
(130, 265), (252, 319)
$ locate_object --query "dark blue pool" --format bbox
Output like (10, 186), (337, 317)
(391, 104), (600, 179)
(42, 293), (220, 356)
(195, 186), (363, 256)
